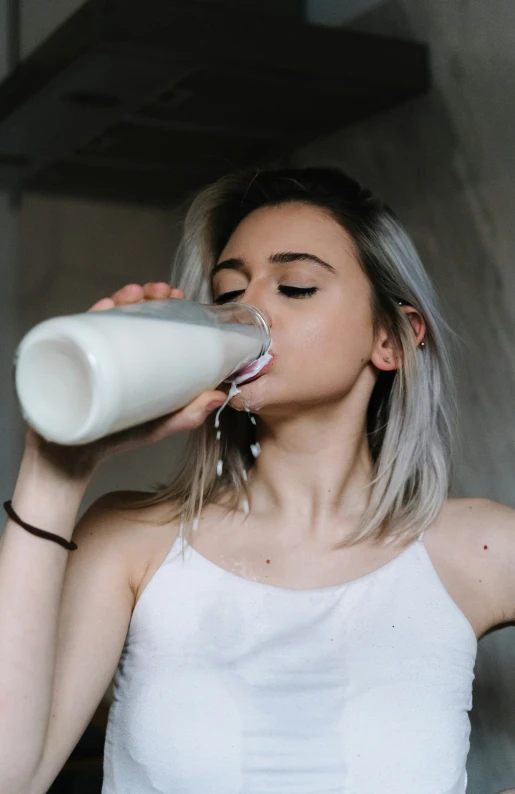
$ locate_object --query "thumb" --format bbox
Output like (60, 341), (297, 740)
(150, 391), (228, 439)
(181, 390), (228, 423)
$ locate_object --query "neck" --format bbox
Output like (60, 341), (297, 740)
(246, 397), (375, 544)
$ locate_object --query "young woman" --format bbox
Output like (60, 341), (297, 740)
(1, 167), (514, 794)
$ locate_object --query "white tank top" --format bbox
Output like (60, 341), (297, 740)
(102, 529), (477, 794)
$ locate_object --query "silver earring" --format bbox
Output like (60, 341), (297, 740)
(420, 341), (425, 348)
(383, 356), (391, 363)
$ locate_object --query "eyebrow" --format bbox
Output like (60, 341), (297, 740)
(210, 251), (338, 279)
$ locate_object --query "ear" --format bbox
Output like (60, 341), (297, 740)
(370, 304), (427, 372)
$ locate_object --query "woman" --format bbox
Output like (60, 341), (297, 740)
(1, 167), (514, 794)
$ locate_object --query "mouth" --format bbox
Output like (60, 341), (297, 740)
(237, 356), (275, 384)
(226, 348), (275, 386)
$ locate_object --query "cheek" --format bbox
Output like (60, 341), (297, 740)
(227, 302), (375, 410)
(287, 310), (373, 371)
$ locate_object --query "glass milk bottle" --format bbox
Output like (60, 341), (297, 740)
(13, 298), (271, 445)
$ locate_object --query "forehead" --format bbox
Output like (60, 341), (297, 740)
(218, 202), (357, 264)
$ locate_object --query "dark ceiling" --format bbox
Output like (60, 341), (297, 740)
(0, 0), (430, 206)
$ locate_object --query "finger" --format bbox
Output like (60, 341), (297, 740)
(178, 391), (228, 426)
(105, 389), (229, 453)
(188, 390), (228, 415)
(156, 391), (228, 437)
(143, 282), (173, 300)
(170, 288), (186, 299)
(111, 283), (144, 305)
(88, 297), (115, 312)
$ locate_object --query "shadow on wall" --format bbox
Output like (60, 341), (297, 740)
(293, 43), (515, 794)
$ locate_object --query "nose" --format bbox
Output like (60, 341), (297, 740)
(253, 304), (272, 331)
(235, 286), (273, 331)
(236, 293), (273, 330)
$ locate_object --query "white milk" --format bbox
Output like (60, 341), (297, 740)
(14, 311), (266, 445)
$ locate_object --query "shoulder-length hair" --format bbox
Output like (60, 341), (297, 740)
(112, 166), (462, 552)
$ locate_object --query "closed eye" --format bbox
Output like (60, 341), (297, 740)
(213, 286), (318, 304)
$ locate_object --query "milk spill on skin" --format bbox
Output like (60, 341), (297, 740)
(229, 347), (273, 387)
(190, 344), (270, 539)
(212, 355), (267, 492)
(212, 381), (261, 511)
(189, 373), (266, 577)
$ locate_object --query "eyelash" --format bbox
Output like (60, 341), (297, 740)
(214, 286), (318, 304)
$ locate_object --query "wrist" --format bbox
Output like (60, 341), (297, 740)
(22, 432), (98, 483)
(10, 451), (90, 533)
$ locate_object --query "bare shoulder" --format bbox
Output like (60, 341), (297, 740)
(95, 490), (181, 603)
(437, 496), (515, 629)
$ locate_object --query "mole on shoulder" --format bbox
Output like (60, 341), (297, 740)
(266, 559), (271, 564)
(484, 545), (488, 550)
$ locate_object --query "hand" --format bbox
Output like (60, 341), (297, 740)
(22, 283), (228, 481)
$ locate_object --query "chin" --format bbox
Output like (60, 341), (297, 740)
(229, 380), (268, 413)
(229, 383), (300, 418)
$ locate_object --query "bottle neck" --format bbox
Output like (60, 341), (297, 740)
(238, 304), (271, 356)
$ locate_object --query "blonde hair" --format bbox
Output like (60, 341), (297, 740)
(112, 167), (463, 552)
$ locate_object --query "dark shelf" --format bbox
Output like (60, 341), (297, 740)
(0, 0), (430, 206)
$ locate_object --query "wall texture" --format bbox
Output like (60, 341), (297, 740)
(296, 2), (515, 792)
(18, 195), (189, 516)
(20, 0), (87, 57)
(0, 0), (23, 501)
(4, 1), (515, 792)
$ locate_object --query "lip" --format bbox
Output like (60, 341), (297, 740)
(233, 350), (275, 383)
(239, 355), (275, 384)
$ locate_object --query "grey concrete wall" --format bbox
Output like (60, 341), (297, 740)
(18, 194), (189, 518)
(306, 0), (383, 25)
(6, 1), (515, 791)
(20, 0), (87, 58)
(296, 2), (515, 792)
(0, 0), (23, 504)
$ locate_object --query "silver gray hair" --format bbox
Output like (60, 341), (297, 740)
(114, 167), (462, 552)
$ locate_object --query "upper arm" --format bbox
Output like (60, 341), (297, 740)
(26, 491), (141, 794)
(474, 498), (515, 627)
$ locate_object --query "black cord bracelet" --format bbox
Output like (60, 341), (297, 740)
(3, 500), (78, 550)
